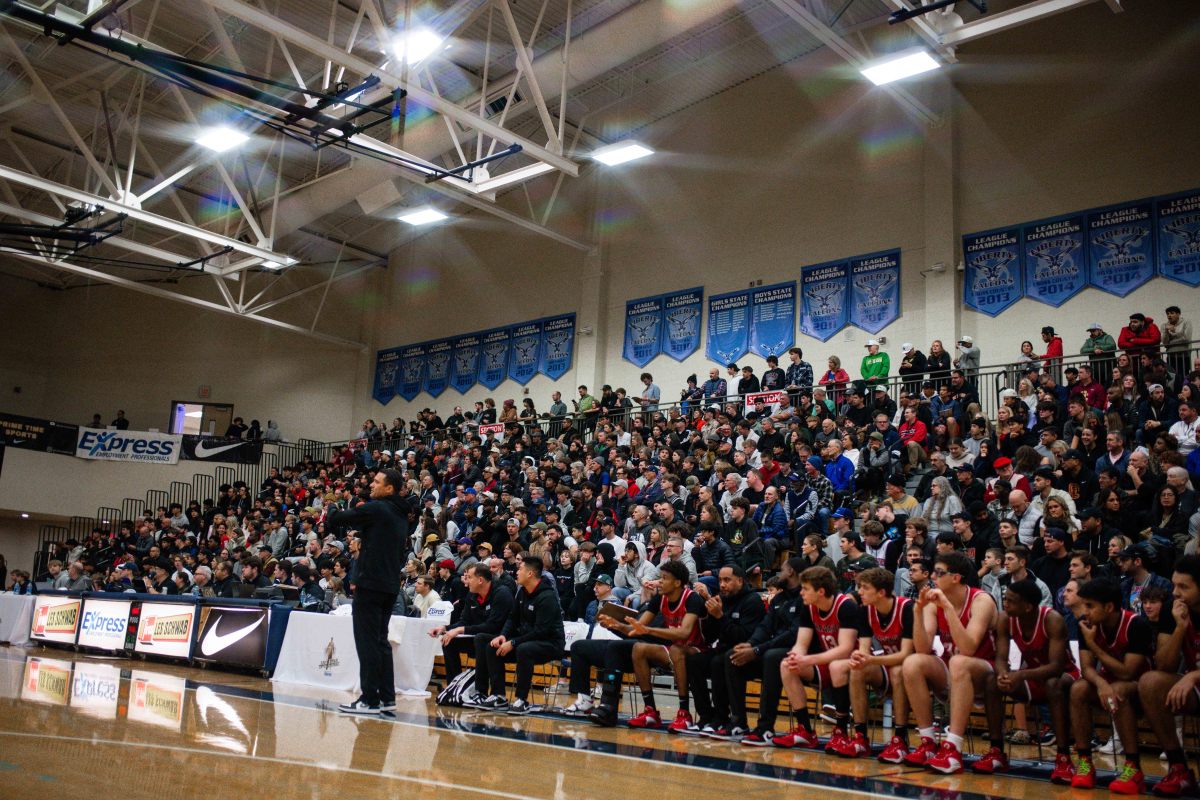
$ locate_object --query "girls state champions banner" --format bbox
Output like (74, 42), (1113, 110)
(749, 282), (795, 358)
(849, 250), (900, 334)
(962, 227), (1022, 317)
(706, 290), (750, 364)
(800, 259), (849, 341)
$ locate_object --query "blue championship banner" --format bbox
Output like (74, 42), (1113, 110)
(450, 334), (481, 395)
(962, 227), (1022, 317)
(749, 282), (795, 358)
(850, 249), (900, 334)
(1156, 189), (1200, 287)
(397, 343), (426, 402)
(478, 328), (511, 391)
(1022, 215), (1086, 307)
(538, 314), (575, 379)
(508, 321), (542, 385)
(623, 294), (663, 367)
(662, 288), (703, 362)
(706, 290), (750, 364)
(1087, 200), (1155, 297)
(372, 348), (400, 404)
(800, 260), (849, 342)
(423, 339), (453, 397)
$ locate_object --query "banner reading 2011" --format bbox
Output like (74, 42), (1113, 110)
(508, 321), (542, 385)
(800, 260), (849, 341)
(962, 227), (1022, 317)
(623, 295), (663, 368)
(849, 250), (900, 334)
(749, 282), (795, 358)
(478, 328), (510, 391)
(706, 290), (750, 365)
(450, 334), (481, 395)
(423, 340), (452, 397)
(1022, 215), (1086, 307)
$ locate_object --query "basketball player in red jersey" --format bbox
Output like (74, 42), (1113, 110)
(974, 579), (1077, 780)
(1069, 578), (1153, 794)
(832, 567), (915, 761)
(774, 566), (858, 751)
(902, 551), (998, 773)
(1137, 555), (1200, 797)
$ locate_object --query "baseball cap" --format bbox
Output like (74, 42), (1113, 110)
(455, 536), (473, 546)
(886, 474), (906, 488)
(869, 431), (885, 441)
(1062, 449), (1084, 462)
(1041, 326), (1055, 335)
(1044, 526), (1070, 542)
(992, 457), (1013, 469)
(425, 534), (440, 544)
(1118, 542), (1154, 560)
(959, 335), (974, 345)
(787, 471), (806, 483)
(865, 339), (879, 347)
(1087, 322), (1103, 331)
(955, 462), (975, 473)
(1077, 506), (1102, 520)
(595, 573), (614, 586)
(949, 511), (970, 521)
(830, 507), (853, 520)
(477, 542), (494, 553)
(901, 343), (913, 353)
(438, 559), (454, 570)
(506, 517), (520, 526)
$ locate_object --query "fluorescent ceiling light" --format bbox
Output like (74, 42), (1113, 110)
(394, 28), (443, 65)
(398, 207), (448, 226)
(860, 48), (940, 86)
(195, 126), (249, 153)
(473, 162), (556, 193)
(591, 141), (653, 167)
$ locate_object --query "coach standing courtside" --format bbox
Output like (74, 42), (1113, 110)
(327, 468), (417, 714)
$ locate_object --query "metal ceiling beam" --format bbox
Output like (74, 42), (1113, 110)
(939, 0), (1119, 46)
(244, 261), (380, 314)
(203, 0), (579, 177)
(875, 0), (958, 61)
(0, 248), (367, 349)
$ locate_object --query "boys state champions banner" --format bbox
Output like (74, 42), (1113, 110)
(849, 250), (901, 334)
(622, 289), (703, 366)
(800, 259), (849, 341)
(373, 316), (575, 403)
(749, 282), (795, 358)
(706, 290), (750, 364)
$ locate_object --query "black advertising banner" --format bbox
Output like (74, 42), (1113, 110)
(180, 436), (264, 464)
(193, 606), (269, 669)
(0, 412), (78, 454)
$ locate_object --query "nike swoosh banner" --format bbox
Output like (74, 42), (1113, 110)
(193, 606), (268, 669)
(180, 436), (264, 464)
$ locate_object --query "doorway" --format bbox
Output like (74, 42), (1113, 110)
(169, 402), (234, 436)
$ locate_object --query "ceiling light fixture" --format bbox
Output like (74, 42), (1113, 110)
(860, 48), (941, 86)
(194, 126), (250, 153)
(398, 207), (448, 226)
(590, 141), (654, 167)
(394, 28), (443, 65)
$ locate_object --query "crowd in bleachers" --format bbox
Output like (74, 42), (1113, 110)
(5, 307), (1200, 796)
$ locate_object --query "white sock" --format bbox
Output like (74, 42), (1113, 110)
(946, 732), (964, 750)
(919, 726), (936, 741)
(577, 693), (591, 705)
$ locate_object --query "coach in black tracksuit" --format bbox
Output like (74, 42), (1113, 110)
(687, 564), (766, 729)
(434, 563), (515, 681)
(326, 468), (416, 712)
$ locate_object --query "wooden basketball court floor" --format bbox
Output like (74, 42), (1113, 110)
(0, 644), (1163, 800)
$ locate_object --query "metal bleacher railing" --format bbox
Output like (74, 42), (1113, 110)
(30, 340), (1199, 578)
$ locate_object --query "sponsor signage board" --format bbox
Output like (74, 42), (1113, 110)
(30, 596), (81, 644)
(22, 656), (72, 705)
(76, 597), (134, 652)
(70, 660), (121, 719)
(75, 428), (182, 464)
(128, 670), (186, 730)
(194, 606), (268, 669)
(134, 601), (196, 659)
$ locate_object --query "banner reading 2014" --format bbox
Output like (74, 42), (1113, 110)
(749, 282), (795, 358)
(1022, 215), (1086, 307)
(623, 295), (663, 368)
(800, 260), (849, 342)
(706, 290), (750, 364)
(1157, 190), (1200, 287)
(1087, 200), (1155, 297)
(962, 227), (1022, 317)
(849, 250), (900, 334)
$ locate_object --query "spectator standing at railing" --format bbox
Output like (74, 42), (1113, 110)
(1038, 326), (1064, 382)
(954, 334), (980, 379)
(702, 368), (728, 403)
(739, 365), (761, 398)
(762, 355), (786, 392)
(1080, 321), (1117, 375)
(861, 340), (890, 394)
(1162, 305), (1192, 383)
(820, 356), (850, 406)
(898, 343), (927, 396)
(784, 347), (813, 397)
(925, 339), (952, 387)
(110, 409), (130, 430)
(725, 363), (744, 401)
(224, 416), (248, 439)
(1119, 313), (1161, 381)
(638, 372), (661, 416)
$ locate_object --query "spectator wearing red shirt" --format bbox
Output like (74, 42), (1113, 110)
(898, 406), (929, 474)
(1118, 313), (1161, 362)
(1039, 326), (1063, 375)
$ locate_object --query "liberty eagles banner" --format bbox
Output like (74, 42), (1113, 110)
(397, 343), (426, 402)
(508, 321), (542, 385)
(1087, 200), (1155, 297)
(372, 348), (400, 404)
(450, 334), (481, 395)
(478, 328), (511, 391)
(662, 288), (703, 362)
(749, 282), (795, 358)
(962, 227), (1022, 317)
(1022, 215), (1086, 307)
(706, 290), (750, 364)
(850, 250), (901, 334)
(538, 314), (575, 379)
(1156, 190), (1200, 287)
(800, 260), (849, 341)
(623, 295), (663, 367)
(423, 340), (453, 397)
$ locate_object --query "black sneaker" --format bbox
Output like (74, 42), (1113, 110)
(1036, 725), (1056, 747)
(507, 699), (532, 715)
(461, 692), (488, 708)
(478, 694), (509, 710)
(337, 699), (381, 715)
(379, 700), (396, 712)
(740, 728), (775, 747)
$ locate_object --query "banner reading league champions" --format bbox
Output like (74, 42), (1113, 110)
(372, 348), (400, 404)
(1022, 215), (1086, 307)
(450, 334), (481, 395)
(849, 250), (900, 334)
(749, 282), (795, 358)
(706, 290), (750, 365)
(538, 314), (575, 379)
(423, 340), (453, 397)
(1156, 189), (1200, 287)
(397, 343), (426, 402)
(799, 260), (849, 341)
(478, 328), (510, 390)
(662, 288), (703, 361)
(962, 227), (1022, 317)
(507, 321), (542, 385)
(623, 294), (663, 367)
(1087, 200), (1155, 297)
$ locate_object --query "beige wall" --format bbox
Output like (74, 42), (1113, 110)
(0, 515), (41, 576)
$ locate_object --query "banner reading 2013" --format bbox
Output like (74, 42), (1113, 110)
(538, 314), (575, 379)
(962, 227), (1022, 317)
(1022, 215), (1086, 307)
(706, 290), (750, 364)
(849, 250), (900, 334)
(800, 260), (849, 342)
(749, 282), (795, 358)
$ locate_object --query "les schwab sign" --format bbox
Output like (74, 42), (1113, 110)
(30, 597), (81, 644)
(134, 602), (196, 659)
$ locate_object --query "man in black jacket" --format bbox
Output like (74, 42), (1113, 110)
(326, 468), (416, 715)
(475, 555), (565, 714)
(686, 564), (767, 735)
(693, 520), (736, 593)
(720, 556), (805, 742)
(430, 563), (515, 690)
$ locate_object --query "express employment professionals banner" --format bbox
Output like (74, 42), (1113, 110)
(423, 339), (452, 398)
(180, 435), (263, 464)
(397, 343), (427, 402)
(76, 597), (134, 652)
(800, 259), (849, 341)
(507, 321), (542, 385)
(962, 227), (1022, 317)
(538, 314), (575, 379)
(76, 429), (181, 464)
(1087, 200), (1155, 296)
(1156, 189), (1200, 287)
(623, 294), (663, 367)
(706, 290), (750, 364)
(749, 282), (795, 358)
(662, 288), (703, 361)
(478, 328), (511, 390)
(1022, 215), (1086, 307)
(372, 348), (400, 404)
(850, 250), (901, 334)
(194, 606), (268, 669)
(450, 334), (481, 394)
